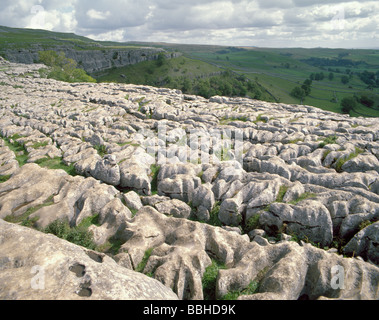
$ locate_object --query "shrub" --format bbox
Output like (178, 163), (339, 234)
(38, 50), (96, 83)
(94, 144), (107, 157)
(341, 96), (357, 114)
(43, 218), (97, 250)
(318, 135), (338, 148)
(244, 214), (260, 233)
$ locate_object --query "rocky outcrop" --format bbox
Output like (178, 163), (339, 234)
(0, 219), (178, 300)
(0, 45), (179, 73)
(0, 57), (378, 300)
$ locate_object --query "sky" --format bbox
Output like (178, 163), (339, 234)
(0, 0), (378, 48)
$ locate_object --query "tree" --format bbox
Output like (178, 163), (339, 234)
(290, 86), (306, 102)
(314, 72), (324, 81)
(328, 72), (334, 81)
(359, 95), (374, 108)
(156, 53), (166, 67)
(341, 96), (357, 114)
(341, 75), (349, 84)
(301, 79), (312, 96)
(38, 51), (96, 83)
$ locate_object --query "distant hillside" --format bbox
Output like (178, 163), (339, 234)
(0, 26), (178, 73)
(1, 26), (378, 116)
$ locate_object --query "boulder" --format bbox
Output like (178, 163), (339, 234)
(153, 198), (191, 219)
(342, 153), (379, 173)
(89, 198), (132, 245)
(122, 191), (143, 211)
(0, 219), (178, 300)
(91, 154), (120, 186)
(259, 200), (333, 247)
(343, 221), (379, 266)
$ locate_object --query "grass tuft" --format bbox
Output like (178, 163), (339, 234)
(202, 259), (227, 300)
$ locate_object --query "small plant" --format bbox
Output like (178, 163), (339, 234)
(135, 248), (154, 273)
(149, 164), (160, 194)
(202, 259), (227, 300)
(253, 114), (267, 124)
(288, 138), (303, 144)
(35, 157), (77, 176)
(5, 195), (55, 227)
(243, 214), (260, 234)
(276, 185), (289, 203)
(43, 218), (97, 250)
(358, 220), (373, 230)
(0, 175), (11, 183)
(78, 214), (100, 229)
(2, 136), (28, 166)
(288, 192), (317, 205)
(221, 281), (259, 300)
(322, 149), (332, 162)
(94, 144), (107, 157)
(318, 135), (338, 148)
(30, 141), (49, 149)
(221, 266), (269, 300)
(209, 202), (222, 227)
(335, 147), (364, 173)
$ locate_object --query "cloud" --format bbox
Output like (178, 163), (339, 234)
(0, 0), (378, 48)
(87, 9), (111, 21)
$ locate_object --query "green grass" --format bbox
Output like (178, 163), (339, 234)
(2, 26), (378, 116)
(34, 157), (77, 176)
(4, 195), (55, 227)
(208, 202), (222, 227)
(276, 185), (289, 203)
(94, 56), (221, 85)
(0, 175), (11, 183)
(288, 192), (317, 205)
(43, 217), (98, 250)
(29, 141), (49, 149)
(135, 248), (154, 273)
(77, 214), (100, 229)
(0, 25), (144, 51)
(149, 164), (160, 194)
(1, 135), (29, 166)
(243, 214), (260, 234)
(220, 115), (249, 125)
(253, 114), (268, 124)
(221, 281), (259, 300)
(335, 147), (364, 172)
(318, 135), (338, 148)
(94, 144), (107, 157)
(186, 46), (379, 116)
(202, 259), (227, 300)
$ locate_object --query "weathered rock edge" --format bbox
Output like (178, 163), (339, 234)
(0, 219), (178, 300)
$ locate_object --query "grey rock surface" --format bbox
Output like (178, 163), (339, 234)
(0, 219), (178, 300)
(1, 57), (379, 300)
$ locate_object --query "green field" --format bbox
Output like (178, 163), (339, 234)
(182, 46), (379, 116)
(96, 41), (379, 117)
(1, 26), (378, 117)
(94, 56), (221, 85)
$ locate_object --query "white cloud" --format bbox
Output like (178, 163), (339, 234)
(0, 0), (378, 48)
(87, 9), (111, 21)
